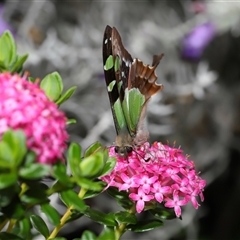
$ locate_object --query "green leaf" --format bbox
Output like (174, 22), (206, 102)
(0, 141), (14, 168)
(48, 180), (74, 194)
(75, 178), (106, 191)
(60, 190), (86, 211)
(11, 54), (28, 73)
(107, 187), (133, 209)
(97, 227), (115, 240)
(66, 209), (83, 223)
(79, 152), (105, 178)
(2, 200), (25, 219)
(0, 232), (24, 240)
(18, 217), (31, 238)
(99, 157), (116, 177)
(0, 172), (17, 189)
(30, 215), (49, 238)
(19, 163), (51, 179)
(0, 31), (16, 69)
(84, 209), (116, 226)
(67, 118), (77, 125)
(0, 185), (19, 207)
(20, 182), (48, 204)
(127, 219), (163, 232)
(83, 189), (104, 199)
(84, 142), (103, 158)
(68, 142), (82, 177)
(24, 151), (36, 166)
(41, 203), (60, 226)
(40, 72), (63, 101)
(52, 163), (72, 184)
(80, 230), (97, 240)
(114, 211), (137, 224)
(55, 86), (77, 105)
(1, 130), (27, 167)
(149, 206), (176, 220)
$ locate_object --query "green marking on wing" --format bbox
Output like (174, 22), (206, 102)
(113, 98), (128, 132)
(122, 88), (145, 134)
(114, 56), (120, 72)
(108, 80), (116, 92)
(117, 81), (122, 92)
(104, 55), (113, 70)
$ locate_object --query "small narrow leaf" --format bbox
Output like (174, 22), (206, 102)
(0, 232), (24, 240)
(99, 157), (116, 177)
(30, 215), (49, 238)
(40, 72), (63, 101)
(60, 190), (86, 211)
(75, 178), (106, 191)
(80, 230), (97, 240)
(41, 203), (60, 226)
(79, 152), (104, 178)
(19, 163), (51, 179)
(68, 142), (82, 177)
(84, 209), (116, 226)
(84, 142), (102, 158)
(55, 86), (77, 105)
(98, 227), (115, 240)
(114, 211), (137, 224)
(18, 217), (31, 238)
(11, 53), (28, 73)
(0, 31), (16, 68)
(67, 118), (77, 125)
(2, 130), (27, 167)
(0, 141), (14, 167)
(127, 219), (163, 232)
(52, 163), (72, 184)
(0, 173), (17, 189)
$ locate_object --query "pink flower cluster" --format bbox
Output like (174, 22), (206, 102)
(0, 72), (68, 164)
(101, 142), (206, 217)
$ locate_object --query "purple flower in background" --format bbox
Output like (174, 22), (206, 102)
(0, 4), (14, 36)
(181, 22), (216, 60)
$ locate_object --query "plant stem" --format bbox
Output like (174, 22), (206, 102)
(115, 205), (136, 240)
(47, 188), (87, 239)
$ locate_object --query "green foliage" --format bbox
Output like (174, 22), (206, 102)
(30, 215), (50, 238)
(0, 31), (28, 73)
(80, 230), (97, 240)
(126, 219), (163, 232)
(40, 71), (77, 105)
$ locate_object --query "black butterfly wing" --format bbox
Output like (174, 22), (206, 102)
(103, 25), (133, 135)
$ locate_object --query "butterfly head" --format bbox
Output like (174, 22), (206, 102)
(114, 132), (133, 158)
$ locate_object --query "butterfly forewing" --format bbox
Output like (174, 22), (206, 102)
(103, 25), (164, 157)
(103, 25), (133, 135)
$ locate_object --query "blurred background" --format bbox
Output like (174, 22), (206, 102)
(1, 0), (240, 239)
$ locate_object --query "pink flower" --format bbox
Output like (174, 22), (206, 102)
(165, 191), (189, 217)
(129, 188), (154, 213)
(100, 142), (206, 217)
(0, 72), (68, 164)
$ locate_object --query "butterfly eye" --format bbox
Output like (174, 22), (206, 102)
(114, 146), (119, 153)
(126, 146), (133, 153)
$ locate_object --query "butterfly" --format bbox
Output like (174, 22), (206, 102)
(102, 25), (164, 158)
